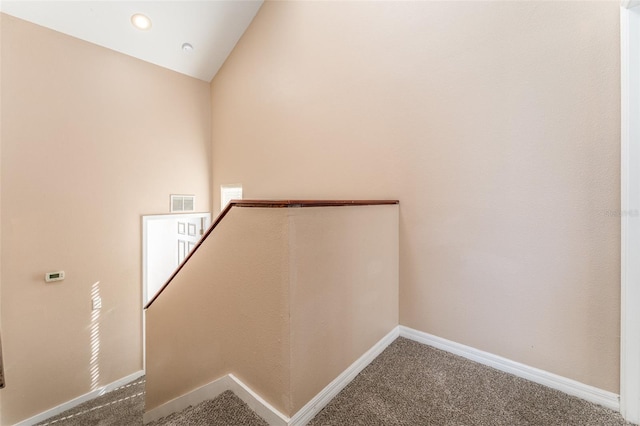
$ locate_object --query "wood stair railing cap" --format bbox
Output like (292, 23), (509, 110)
(144, 199), (399, 309)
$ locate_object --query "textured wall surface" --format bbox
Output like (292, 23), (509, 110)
(145, 208), (291, 413)
(210, 1), (621, 392)
(145, 205), (399, 416)
(289, 205), (399, 412)
(1, 14), (211, 425)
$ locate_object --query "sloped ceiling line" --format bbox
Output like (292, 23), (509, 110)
(0, 1), (264, 82)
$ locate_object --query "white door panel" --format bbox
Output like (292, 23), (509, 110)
(143, 212), (211, 306)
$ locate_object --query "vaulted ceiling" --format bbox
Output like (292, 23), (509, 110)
(0, 1), (264, 82)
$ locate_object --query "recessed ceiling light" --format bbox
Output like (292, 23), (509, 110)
(131, 14), (152, 31)
(181, 43), (194, 53)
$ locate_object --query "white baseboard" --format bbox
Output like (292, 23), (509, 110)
(143, 375), (232, 423)
(399, 325), (620, 411)
(228, 374), (289, 426)
(16, 370), (145, 426)
(289, 326), (400, 426)
(144, 327), (400, 426)
(144, 374), (291, 426)
(22, 327), (617, 426)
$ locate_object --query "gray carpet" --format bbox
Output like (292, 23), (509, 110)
(36, 377), (146, 425)
(35, 379), (265, 426)
(36, 337), (634, 425)
(147, 391), (267, 426)
(310, 338), (633, 426)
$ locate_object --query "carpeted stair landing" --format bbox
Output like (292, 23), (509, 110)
(36, 337), (634, 425)
(35, 380), (266, 426)
(35, 378), (146, 426)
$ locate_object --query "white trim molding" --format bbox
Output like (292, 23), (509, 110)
(143, 374), (292, 426)
(147, 326), (621, 424)
(228, 374), (290, 426)
(400, 326), (620, 411)
(289, 327), (399, 426)
(143, 375), (244, 424)
(26, 326), (625, 426)
(144, 327), (399, 426)
(16, 370), (145, 426)
(620, 2), (640, 422)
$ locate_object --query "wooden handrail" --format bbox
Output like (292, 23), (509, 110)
(144, 200), (399, 309)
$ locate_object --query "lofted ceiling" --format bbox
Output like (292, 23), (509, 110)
(0, 0), (264, 82)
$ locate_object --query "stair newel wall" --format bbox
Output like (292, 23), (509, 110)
(144, 201), (399, 422)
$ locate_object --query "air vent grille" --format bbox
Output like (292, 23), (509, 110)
(170, 194), (196, 212)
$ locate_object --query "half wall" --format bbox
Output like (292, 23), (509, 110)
(145, 203), (399, 418)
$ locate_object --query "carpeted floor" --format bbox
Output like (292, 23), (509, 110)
(36, 378), (146, 425)
(146, 391), (268, 426)
(310, 338), (633, 425)
(36, 337), (634, 425)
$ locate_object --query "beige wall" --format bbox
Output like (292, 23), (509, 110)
(145, 207), (291, 414)
(289, 205), (398, 412)
(0, 11), (3, 421)
(211, 1), (621, 392)
(1, 14), (211, 425)
(145, 205), (399, 416)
